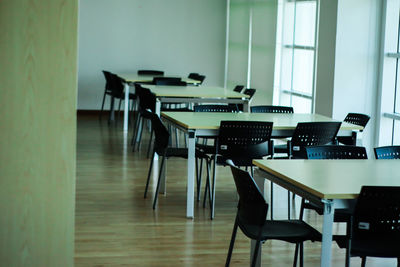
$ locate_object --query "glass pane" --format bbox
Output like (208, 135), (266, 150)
(395, 59), (400, 114)
(294, 1), (316, 47)
(280, 91), (291, 107)
(393, 120), (400, 145)
(292, 95), (311, 113)
(280, 47), (293, 91)
(292, 49), (314, 94)
(282, 0), (295, 45)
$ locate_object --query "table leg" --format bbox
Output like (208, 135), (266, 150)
(186, 131), (196, 218)
(243, 99), (250, 113)
(159, 157), (166, 194)
(123, 82), (130, 132)
(321, 199), (334, 267)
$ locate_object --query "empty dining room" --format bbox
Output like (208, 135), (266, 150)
(2, 0), (400, 267)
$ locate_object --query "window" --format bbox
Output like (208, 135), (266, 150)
(378, 0), (400, 145)
(274, 0), (318, 113)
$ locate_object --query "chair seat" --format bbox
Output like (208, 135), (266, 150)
(165, 147), (209, 159)
(303, 202), (352, 222)
(335, 235), (400, 258)
(196, 143), (216, 154)
(273, 143), (288, 154)
(239, 219), (322, 243)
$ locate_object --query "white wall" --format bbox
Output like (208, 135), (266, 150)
(78, 0), (227, 110)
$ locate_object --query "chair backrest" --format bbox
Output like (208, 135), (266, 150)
(149, 113), (170, 156)
(136, 84), (156, 113)
(194, 104), (238, 113)
(102, 70), (113, 92)
(233, 85), (244, 93)
(291, 122), (342, 159)
(352, 186), (400, 251)
(138, 70), (164, 76)
(243, 88), (256, 99)
(306, 145), (368, 159)
(230, 165), (268, 227)
(218, 121), (273, 166)
(153, 77), (186, 86)
(344, 113), (370, 128)
(251, 105), (294, 114)
(109, 74), (125, 98)
(374, 146), (400, 159)
(188, 73), (206, 84)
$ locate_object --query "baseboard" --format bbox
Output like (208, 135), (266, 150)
(77, 109), (102, 115)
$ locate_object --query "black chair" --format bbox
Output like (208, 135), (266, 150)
(339, 186), (400, 267)
(192, 104), (238, 207)
(188, 73), (206, 85)
(193, 104), (238, 113)
(374, 146), (400, 159)
(138, 70), (164, 76)
(276, 121), (342, 159)
(243, 88), (256, 99)
(144, 113), (211, 210)
(100, 70), (113, 119)
(225, 165), (321, 267)
(107, 73), (136, 124)
(153, 77), (187, 86)
(236, 88), (256, 111)
(233, 85), (244, 93)
(337, 113), (370, 145)
(251, 105), (294, 114)
(202, 120), (273, 219)
(271, 122), (342, 220)
(303, 145), (368, 267)
(306, 145), (368, 160)
(303, 146), (368, 219)
(131, 85), (156, 152)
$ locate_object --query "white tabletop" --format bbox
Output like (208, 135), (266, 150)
(117, 73), (199, 84)
(145, 85), (249, 99)
(161, 112), (363, 131)
(253, 159), (400, 199)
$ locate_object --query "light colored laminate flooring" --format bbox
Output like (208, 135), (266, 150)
(75, 114), (396, 267)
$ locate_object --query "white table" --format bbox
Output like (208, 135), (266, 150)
(160, 112), (362, 219)
(145, 85), (250, 116)
(116, 73), (201, 132)
(252, 159), (400, 267)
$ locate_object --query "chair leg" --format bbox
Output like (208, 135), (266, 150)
(132, 116), (142, 151)
(108, 96), (115, 124)
(131, 112), (141, 146)
(144, 150), (156, 198)
(293, 243), (299, 267)
(299, 243), (304, 267)
(100, 91), (107, 120)
(146, 129), (153, 158)
(288, 190), (291, 219)
(153, 155), (166, 209)
(225, 219), (239, 267)
(270, 181), (274, 220)
(210, 155), (217, 219)
(117, 98), (122, 123)
(251, 240), (262, 267)
(203, 158), (212, 208)
(361, 256), (366, 267)
(196, 158), (204, 201)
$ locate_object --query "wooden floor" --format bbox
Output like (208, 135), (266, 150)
(75, 115), (396, 267)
